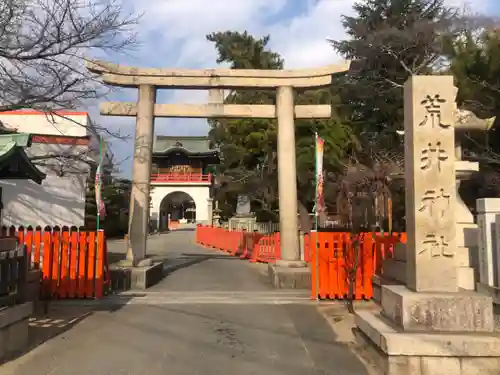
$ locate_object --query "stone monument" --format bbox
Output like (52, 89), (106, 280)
(206, 198), (214, 226)
(228, 194), (256, 231)
(213, 199), (222, 226)
(355, 76), (500, 375)
(374, 109), (495, 298)
(236, 194), (251, 216)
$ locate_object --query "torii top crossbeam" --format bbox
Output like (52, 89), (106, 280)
(86, 59), (351, 89)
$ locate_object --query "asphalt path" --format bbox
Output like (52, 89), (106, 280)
(0, 231), (370, 375)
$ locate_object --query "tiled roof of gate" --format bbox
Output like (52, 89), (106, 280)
(153, 136), (217, 155)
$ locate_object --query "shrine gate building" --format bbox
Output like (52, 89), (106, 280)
(149, 136), (218, 230)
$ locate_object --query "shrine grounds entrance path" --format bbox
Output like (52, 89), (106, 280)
(0, 231), (370, 375)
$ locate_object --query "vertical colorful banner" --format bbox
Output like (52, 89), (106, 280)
(314, 133), (325, 301)
(95, 137), (106, 229)
(315, 133), (325, 218)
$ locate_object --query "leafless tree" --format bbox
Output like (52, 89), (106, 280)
(0, 0), (138, 114)
(333, 5), (498, 91)
(0, 0), (138, 169)
(215, 150), (279, 221)
(336, 149), (403, 313)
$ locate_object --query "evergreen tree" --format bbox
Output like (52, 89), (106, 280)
(332, 0), (459, 156)
(447, 27), (500, 119)
(445, 26), (500, 199)
(206, 31), (353, 226)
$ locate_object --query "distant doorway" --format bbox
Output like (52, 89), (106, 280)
(159, 191), (196, 231)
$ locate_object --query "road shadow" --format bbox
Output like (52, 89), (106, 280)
(107, 251), (126, 264)
(107, 250), (172, 266)
(162, 228), (196, 233)
(162, 252), (241, 277)
(1, 295), (136, 366)
(180, 253), (242, 260)
(107, 250), (241, 293)
(105, 230), (195, 264)
(27, 305), (94, 350)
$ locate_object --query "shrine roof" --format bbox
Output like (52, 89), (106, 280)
(153, 136), (218, 158)
(0, 133), (46, 184)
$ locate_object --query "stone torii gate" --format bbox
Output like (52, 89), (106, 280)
(87, 60), (350, 277)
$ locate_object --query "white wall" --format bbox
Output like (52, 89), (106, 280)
(0, 112), (91, 228)
(0, 175), (87, 228)
(150, 185), (210, 223)
(0, 112), (90, 137)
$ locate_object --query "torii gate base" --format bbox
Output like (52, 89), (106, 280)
(88, 59), (350, 289)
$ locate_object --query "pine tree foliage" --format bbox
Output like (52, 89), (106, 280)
(331, 0), (459, 155)
(206, 31), (353, 224)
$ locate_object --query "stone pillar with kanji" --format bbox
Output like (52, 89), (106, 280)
(354, 76), (500, 375)
(404, 78), (458, 292)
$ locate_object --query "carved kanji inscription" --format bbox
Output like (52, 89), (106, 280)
(419, 234), (454, 258)
(418, 188), (451, 218)
(420, 141), (449, 171)
(418, 94), (451, 129)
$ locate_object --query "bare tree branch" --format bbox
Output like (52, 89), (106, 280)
(0, 0), (138, 171)
(0, 0), (139, 112)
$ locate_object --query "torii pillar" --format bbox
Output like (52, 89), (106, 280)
(127, 85), (156, 265)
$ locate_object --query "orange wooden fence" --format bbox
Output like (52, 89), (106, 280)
(196, 225), (280, 262)
(168, 220), (180, 230)
(1, 226), (110, 299)
(196, 225), (405, 300)
(310, 232), (405, 300)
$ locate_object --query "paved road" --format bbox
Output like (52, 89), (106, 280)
(1, 231), (370, 375)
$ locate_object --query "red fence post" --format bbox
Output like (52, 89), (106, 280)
(361, 233), (374, 299)
(17, 227), (25, 265)
(59, 229), (70, 298)
(86, 231), (96, 298)
(69, 231), (79, 298)
(41, 229), (53, 299)
(24, 227), (34, 269)
(310, 231), (318, 299)
(77, 232), (88, 298)
(336, 233), (346, 298)
(51, 229), (61, 298)
(33, 228), (42, 269)
(95, 230), (105, 299)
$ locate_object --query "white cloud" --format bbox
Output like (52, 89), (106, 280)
(130, 0), (287, 67)
(268, 0), (354, 68)
(127, 0), (489, 70)
(106, 0), (491, 177)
